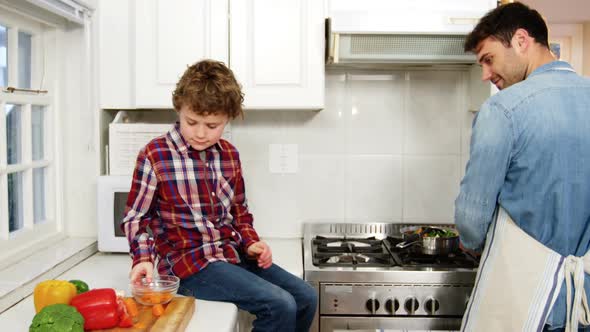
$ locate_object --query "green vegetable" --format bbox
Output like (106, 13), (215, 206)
(29, 303), (84, 332)
(68, 280), (89, 294)
(423, 228), (457, 238)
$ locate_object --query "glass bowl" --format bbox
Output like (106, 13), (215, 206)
(130, 275), (180, 305)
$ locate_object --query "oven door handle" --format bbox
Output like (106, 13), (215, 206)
(320, 316), (463, 331)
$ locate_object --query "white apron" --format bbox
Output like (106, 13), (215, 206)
(460, 206), (590, 332)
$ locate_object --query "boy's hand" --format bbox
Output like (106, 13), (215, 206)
(130, 262), (154, 284)
(247, 241), (273, 269)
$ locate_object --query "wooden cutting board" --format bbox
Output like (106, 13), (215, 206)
(95, 296), (195, 332)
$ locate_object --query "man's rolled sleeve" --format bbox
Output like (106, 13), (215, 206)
(455, 101), (514, 251)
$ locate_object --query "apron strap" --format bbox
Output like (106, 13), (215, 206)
(564, 253), (590, 331)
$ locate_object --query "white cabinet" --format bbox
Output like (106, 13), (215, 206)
(98, 0), (228, 109)
(134, 0), (228, 108)
(99, 0), (325, 110)
(229, 0), (325, 110)
(328, 0), (496, 34)
(98, 0), (134, 109)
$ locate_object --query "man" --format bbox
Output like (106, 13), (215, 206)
(455, 2), (590, 331)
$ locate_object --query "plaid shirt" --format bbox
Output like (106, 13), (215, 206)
(121, 123), (259, 278)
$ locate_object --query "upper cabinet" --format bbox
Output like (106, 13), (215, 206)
(230, 0), (325, 110)
(98, 0), (325, 110)
(99, 0), (228, 109)
(134, 0), (229, 108)
(328, 0), (496, 34)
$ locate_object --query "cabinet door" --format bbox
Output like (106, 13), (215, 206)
(328, 0), (496, 34)
(230, 0), (324, 110)
(134, 0), (228, 108)
(98, 0), (134, 109)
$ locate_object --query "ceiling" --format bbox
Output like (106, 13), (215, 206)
(521, 0), (590, 23)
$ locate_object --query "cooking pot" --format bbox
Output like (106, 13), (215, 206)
(396, 226), (460, 255)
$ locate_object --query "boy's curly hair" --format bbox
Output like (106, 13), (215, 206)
(172, 59), (244, 119)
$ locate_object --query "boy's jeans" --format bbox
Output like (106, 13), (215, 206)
(178, 258), (317, 332)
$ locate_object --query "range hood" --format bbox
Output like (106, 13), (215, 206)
(326, 19), (476, 65)
(327, 30), (476, 65)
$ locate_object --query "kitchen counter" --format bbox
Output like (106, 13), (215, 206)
(0, 238), (303, 331)
(0, 253), (238, 332)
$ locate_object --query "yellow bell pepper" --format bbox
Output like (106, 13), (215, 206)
(34, 280), (77, 313)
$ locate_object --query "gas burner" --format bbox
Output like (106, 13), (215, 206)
(326, 253), (370, 264)
(314, 252), (393, 267)
(313, 236), (383, 253)
(385, 237), (479, 269)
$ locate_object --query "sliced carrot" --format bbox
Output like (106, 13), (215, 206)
(123, 298), (139, 317)
(152, 303), (165, 317)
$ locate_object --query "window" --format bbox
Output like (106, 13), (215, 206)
(0, 10), (55, 241)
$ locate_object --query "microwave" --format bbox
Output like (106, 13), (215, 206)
(97, 175), (132, 252)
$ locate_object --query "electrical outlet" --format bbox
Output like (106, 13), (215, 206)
(269, 144), (298, 174)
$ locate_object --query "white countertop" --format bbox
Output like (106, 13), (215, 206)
(0, 253), (238, 332)
(0, 238), (303, 331)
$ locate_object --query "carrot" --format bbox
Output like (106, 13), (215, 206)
(123, 298), (139, 317)
(152, 303), (165, 317)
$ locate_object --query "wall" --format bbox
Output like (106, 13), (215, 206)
(59, 21), (99, 237)
(231, 68), (475, 238)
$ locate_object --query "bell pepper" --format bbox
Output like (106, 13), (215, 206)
(70, 288), (119, 330)
(68, 279), (89, 294)
(116, 296), (133, 328)
(33, 280), (78, 313)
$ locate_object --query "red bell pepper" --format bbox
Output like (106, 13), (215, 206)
(70, 288), (119, 330)
(116, 296), (133, 327)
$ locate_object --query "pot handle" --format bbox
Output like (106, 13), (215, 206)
(396, 233), (420, 249)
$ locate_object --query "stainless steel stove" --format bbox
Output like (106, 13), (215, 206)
(303, 223), (479, 332)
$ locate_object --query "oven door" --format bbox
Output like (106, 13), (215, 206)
(320, 316), (462, 332)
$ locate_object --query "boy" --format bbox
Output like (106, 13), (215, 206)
(122, 59), (317, 331)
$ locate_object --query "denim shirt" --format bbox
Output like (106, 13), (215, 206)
(455, 61), (590, 328)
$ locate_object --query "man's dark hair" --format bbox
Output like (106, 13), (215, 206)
(464, 2), (549, 52)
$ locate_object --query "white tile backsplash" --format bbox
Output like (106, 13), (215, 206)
(232, 69), (473, 237)
(344, 155), (402, 221)
(404, 70), (464, 155)
(294, 156), (347, 221)
(403, 155), (461, 223)
(241, 158), (299, 237)
(346, 72), (404, 155)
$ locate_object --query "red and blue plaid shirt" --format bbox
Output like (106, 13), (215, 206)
(122, 123), (259, 278)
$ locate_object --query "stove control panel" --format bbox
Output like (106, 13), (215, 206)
(320, 283), (472, 316)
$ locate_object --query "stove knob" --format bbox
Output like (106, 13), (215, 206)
(404, 297), (419, 315)
(424, 298), (440, 315)
(385, 298), (399, 314)
(365, 298), (380, 314)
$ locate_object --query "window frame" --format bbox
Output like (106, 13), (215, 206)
(0, 9), (58, 243)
